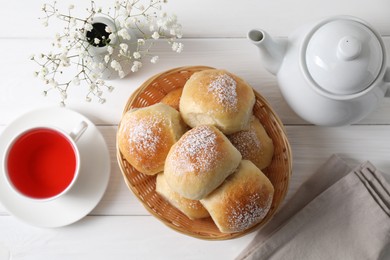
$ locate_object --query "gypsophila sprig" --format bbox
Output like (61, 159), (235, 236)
(33, 0), (183, 105)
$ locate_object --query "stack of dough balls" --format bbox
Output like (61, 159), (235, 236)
(118, 69), (276, 234)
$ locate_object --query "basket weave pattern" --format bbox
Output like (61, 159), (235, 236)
(117, 66), (292, 240)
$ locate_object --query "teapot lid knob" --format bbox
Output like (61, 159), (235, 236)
(337, 36), (362, 61)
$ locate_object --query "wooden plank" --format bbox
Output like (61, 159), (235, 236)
(0, 38), (390, 125)
(0, 0), (389, 38)
(0, 215), (256, 259)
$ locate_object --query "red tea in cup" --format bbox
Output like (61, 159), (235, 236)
(5, 128), (79, 200)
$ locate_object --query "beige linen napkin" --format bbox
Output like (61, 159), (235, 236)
(237, 155), (390, 260)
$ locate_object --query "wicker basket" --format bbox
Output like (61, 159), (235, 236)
(116, 66), (292, 240)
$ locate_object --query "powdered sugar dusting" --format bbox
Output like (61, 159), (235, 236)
(208, 73), (238, 111)
(227, 192), (272, 232)
(129, 114), (164, 157)
(172, 125), (218, 174)
(229, 130), (261, 158)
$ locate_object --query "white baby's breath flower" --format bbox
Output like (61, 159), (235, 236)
(118, 28), (131, 40)
(118, 70), (125, 78)
(108, 33), (116, 42)
(105, 26), (112, 33)
(94, 38), (100, 45)
(42, 19), (48, 27)
(68, 4), (74, 10)
(131, 64), (139, 72)
(150, 56), (159, 64)
(85, 96), (92, 102)
(133, 52), (141, 59)
(98, 63), (105, 69)
(120, 43), (128, 52)
(171, 42), (184, 53)
(171, 42), (179, 51)
(90, 73), (99, 81)
(40, 67), (48, 76)
(98, 98), (106, 104)
(152, 31), (160, 39)
(84, 23), (93, 32)
(110, 60), (122, 71)
(104, 55), (110, 63)
(131, 61), (142, 72)
(49, 79), (58, 87)
(176, 43), (184, 53)
(137, 39), (145, 45)
(107, 46), (114, 55)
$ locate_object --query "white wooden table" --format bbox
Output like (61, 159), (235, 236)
(0, 0), (390, 259)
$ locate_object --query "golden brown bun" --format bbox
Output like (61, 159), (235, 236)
(228, 116), (274, 170)
(179, 69), (255, 134)
(201, 160), (274, 233)
(160, 88), (183, 111)
(117, 103), (187, 175)
(164, 125), (242, 200)
(156, 173), (210, 220)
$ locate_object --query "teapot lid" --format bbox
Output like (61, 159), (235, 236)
(304, 17), (384, 95)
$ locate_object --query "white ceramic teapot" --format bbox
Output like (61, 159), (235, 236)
(248, 16), (390, 126)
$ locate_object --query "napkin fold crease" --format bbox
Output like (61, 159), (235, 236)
(237, 155), (390, 260)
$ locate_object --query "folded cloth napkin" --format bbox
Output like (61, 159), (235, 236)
(237, 154), (390, 260)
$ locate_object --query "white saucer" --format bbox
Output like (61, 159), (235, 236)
(0, 107), (110, 228)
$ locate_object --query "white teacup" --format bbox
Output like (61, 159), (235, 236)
(3, 121), (88, 201)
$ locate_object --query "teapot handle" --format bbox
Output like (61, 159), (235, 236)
(385, 68), (390, 97)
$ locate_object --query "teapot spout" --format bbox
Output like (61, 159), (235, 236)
(248, 29), (286, 75)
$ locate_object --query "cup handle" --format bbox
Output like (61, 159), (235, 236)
(69, 121), (88, 142)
